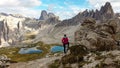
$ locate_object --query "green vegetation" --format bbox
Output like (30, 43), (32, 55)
(61, 45), (88, 64)
(48, 59), (60, 68)
(25, 34), (36, 40)
(0, 41), (58, 62)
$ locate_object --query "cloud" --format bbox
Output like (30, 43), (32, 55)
(0, 7), (41, 18)
(87, 0), (120, 12)
(54, 5), (86, 20)
(0, 0), (41, 7)
(55, 1), (86, 20)
(69, 5), (86, 14)
(0, 0), (42, 18)
(55, 11), (75, 20)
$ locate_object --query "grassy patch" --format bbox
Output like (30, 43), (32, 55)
(25, 34), (36, 40)
(0, 41), (58, 62)
(48, 59), (60, 68)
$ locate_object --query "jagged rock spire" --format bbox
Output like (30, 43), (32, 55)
(39, 10), (48, 20)
(39, 10), (56, 20)
(100, 2), (114, 19)
(55, 2), (115, 27)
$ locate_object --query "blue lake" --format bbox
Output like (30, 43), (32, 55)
(19, 47), (42, 54)
(51, 46), (64, 53)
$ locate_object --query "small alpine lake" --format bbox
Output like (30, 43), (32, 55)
(19, 47), (43, 54)
(51, 46), (64, 53)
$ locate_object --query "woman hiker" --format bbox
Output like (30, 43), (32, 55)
(61, 34), (69, 54)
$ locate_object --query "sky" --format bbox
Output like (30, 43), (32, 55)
(0, 0), (120, 20)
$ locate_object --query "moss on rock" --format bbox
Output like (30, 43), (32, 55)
(61, 45), (88, 64)
(69, 45), (88, 55)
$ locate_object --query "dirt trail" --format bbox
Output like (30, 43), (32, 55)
(9, 56), (61, 68)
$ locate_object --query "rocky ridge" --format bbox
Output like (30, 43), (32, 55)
(55, 2), (115, 27)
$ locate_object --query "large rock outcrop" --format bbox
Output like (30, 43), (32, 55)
(75, 18), (118, 51)
(0, 14), (25, 47)
(61, 45), (88, 64)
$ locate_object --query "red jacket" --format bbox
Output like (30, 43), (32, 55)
(62, 37), (69, 44)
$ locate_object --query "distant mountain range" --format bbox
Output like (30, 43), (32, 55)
(55, 2), (117, 27)
(0, 2), (120, 47)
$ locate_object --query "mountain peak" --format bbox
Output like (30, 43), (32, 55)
(39, 10), (57, 20)
(39, 10), (48, 20)
(105, 2), (111, 6)
(100, 2), (114, 19)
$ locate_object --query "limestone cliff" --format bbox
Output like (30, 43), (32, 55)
(0, 13), (25, 47)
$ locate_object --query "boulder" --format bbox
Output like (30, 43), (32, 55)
(61, 45), (88, 64)
(75, 18), (118, 51)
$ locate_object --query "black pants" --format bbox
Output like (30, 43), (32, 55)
(63, 43), (69, 53)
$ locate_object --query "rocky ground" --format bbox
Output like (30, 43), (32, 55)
(9, 56), (61, 68)
(1, 45), (120, 68)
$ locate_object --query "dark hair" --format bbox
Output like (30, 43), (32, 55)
(64, 34), (66, 37)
